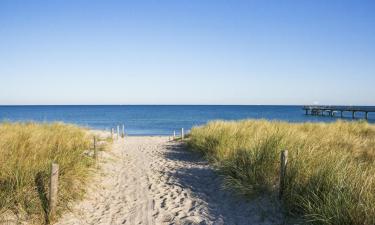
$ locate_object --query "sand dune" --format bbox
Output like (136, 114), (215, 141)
(55, 137), (281, 225)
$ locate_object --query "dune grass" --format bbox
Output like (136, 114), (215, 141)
(187, 120), (375, 225)
(0, 122), (98, 224)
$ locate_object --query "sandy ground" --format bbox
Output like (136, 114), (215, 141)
(55, 136), (281, 225)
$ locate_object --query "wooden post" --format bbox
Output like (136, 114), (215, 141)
(93, 136), (98, 161)
(49, 163), (59, 220)
(181, 128), (184, 140)
(173, 130), (176, 139)
(352, 111), (355, 119)
(122, 124), (125, 138)
(365, 112), (368, 120)
(279, 150), (288, 199)
(117, 125), (120, 140)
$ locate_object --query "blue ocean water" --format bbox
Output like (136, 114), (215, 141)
(0, 105), (374, 135)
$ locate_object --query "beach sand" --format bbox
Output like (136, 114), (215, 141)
(55, 136), (281, 225)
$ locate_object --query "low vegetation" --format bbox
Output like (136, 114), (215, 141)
(188, 120), (375, 225)
(0, 122), (99, 224)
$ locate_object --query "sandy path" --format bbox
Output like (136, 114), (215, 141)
(56, 137), (281, 225)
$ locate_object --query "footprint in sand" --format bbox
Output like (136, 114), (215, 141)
(55, 137), (282, 225)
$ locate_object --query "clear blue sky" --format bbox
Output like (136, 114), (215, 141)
(1, 0), (374, 105)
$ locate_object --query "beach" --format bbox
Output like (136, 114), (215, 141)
(2, 0), (374, 223)
(2, 120), (374, 224)
(55, 136), (281, 225)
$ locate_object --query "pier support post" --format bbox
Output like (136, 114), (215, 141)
(352, 111), (355, 119)
(365, 112), (368, 120)
(279, 150), (288, 199)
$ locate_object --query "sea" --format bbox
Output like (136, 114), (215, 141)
(0, 105), (374, 135)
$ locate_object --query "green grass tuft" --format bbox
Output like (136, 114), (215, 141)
(187, 120), (375, 225)
(0, 122), (97, 224)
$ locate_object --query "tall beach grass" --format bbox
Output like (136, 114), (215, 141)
(188, 120), (375, 225)
(0, 122), (97, 224)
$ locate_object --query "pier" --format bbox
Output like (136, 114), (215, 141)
(303, 105), (375, 120)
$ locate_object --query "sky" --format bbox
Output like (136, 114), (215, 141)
(0, 0), (374, 105)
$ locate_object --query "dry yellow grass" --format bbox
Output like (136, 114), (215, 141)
(188, 120), (375, 225)
(0, 122), (98, 224)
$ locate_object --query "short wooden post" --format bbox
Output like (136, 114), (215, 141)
(122, 124), (125, 138)
(181, 128), (184, 140)
(365, 112), (368, 120)
(117, 125), (120, 140)
(93, 136), (98, 161)
(279, 150), (288, 199)
(173, 130), (176, 139)
(49, 163), (59, 220)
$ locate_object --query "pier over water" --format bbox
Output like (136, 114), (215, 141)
(303, 105), (375, 120)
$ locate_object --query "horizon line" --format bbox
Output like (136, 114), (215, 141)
(1, 104), (375, 107)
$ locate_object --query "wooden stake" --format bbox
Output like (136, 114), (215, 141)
(117, 125), (120, 140)
(279, 150), (288, 199)
(49, 163), (59, 220)
(181, 128), (184, 140)
(93, 136), (98, 161)
(173, 130), (176, 139)
(122, 124), (125, 138)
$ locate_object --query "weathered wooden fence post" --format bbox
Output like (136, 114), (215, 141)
(117, 125), (120, 140)
(173, 130), (176, 140)
(93, 136), (98, 161)
(49, 163), (59, 220)
(122, 124), (125, 138)
(279, 150), (288, 199)
(181, 128), (184, 140)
